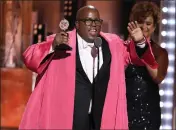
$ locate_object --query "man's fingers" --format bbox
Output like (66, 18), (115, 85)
(60, 32), (68, 37)
(62, 35), (69, 43)
(55, 31), (69, 45)
(62, 35), (68, 39)
(62, 38), (69, 43)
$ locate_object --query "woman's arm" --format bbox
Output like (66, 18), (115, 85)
(145, 48), (168, 84)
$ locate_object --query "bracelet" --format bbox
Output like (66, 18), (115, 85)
(137, 37), (146, 44)
(136, 37), (146, 48)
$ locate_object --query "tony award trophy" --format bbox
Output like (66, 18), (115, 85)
(56, 18), (72, 51)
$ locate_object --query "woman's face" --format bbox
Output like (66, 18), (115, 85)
(138, 15), (156, 39)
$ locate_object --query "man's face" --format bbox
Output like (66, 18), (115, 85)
(76, 9), (102, 43)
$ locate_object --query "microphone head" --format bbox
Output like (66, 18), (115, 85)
(94, 37), (102, 48)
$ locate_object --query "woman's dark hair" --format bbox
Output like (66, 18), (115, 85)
(129, 1), (160, 26)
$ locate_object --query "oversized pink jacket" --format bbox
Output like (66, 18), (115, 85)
(19, 29), (157, 129)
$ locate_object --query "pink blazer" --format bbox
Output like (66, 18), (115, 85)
(19, 29), (157, 129)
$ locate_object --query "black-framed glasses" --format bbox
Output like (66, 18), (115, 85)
(77, 18), (103, 26)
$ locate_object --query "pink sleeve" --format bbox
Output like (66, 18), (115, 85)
(122, 44), (131, 67)
(116, 37), (131, 67)
(23, 38), (55, 74)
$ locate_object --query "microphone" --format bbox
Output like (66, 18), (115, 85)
(91, 37), (102, 58)
(90, 37), (102, 129)
(93, 37), (102, 77)
(92, 37), (102, 77)
(94, 37), (102, 48)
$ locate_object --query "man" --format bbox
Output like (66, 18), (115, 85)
(19, 5), (158, 130)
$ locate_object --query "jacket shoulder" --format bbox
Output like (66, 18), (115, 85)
(100, 32), (124, 44)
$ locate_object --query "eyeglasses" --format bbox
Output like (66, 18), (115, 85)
(77, 18), (103, 26)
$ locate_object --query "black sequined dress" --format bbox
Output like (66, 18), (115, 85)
(125, 64), (161, 130)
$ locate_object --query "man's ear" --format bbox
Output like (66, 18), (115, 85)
(75, 21), (79, 29)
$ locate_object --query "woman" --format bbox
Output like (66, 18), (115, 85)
(125, 1), (169, 130)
